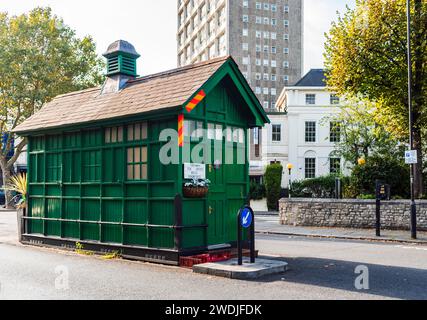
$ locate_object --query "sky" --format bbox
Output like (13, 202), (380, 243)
(0, 0), (355, 76)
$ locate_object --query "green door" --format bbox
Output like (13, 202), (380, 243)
(207, 161), (227, 246)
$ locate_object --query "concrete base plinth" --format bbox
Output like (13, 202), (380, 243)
(193, 258), (288, 280)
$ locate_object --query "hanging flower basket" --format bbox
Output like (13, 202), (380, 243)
(183, 178), (211, 198)
(183, 186), (209, 198)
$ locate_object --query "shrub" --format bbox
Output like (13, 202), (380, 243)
(291, 174), (341, 198)
(357, 194), (376, 200)
(249, 182), (266, 200)
(265, 164), (283, 211)
(349, 156), (410, 198)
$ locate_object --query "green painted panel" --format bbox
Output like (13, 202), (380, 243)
(103, 185), (123, 198)
(149, 228), (174, 249)
(29, 197), (44, 234)
(63, 185), (80, 197)
(46, 153), (62, 182)
(64, 132), (80, 148)
(124, 226), (147, 246)
(126, 184), (148, 198)
(226, 199), (242, 242)
(82, 185), (100, 197)
(63, 199), (79, 220)
(46, 134), (62, 150)
(82, 129), (102, 147)
(182, 229), (205, 249)
(102, 225), (122, 244)
(46, 198), (61, 237)
(30, 184), (44, 196)
(151, 183), (175, 198)
(37, 154), (45, 182)
(82, 150), (101, 182)
(124, 200), (147, 224)
(81, 223), (99, 241)
(63, 199), (80, 239)
(81, 200), (100, 240)
(103, 201), (122, 222)
(82, 200), (100, 221)
(182, 201), (205, 225)
(31, 136), (44, 151)
(63, 151), (81, 183)
(150, 201), (173, 225)
(62, 222), (79, 239)
(29, 154), (37, 183)
(46, 185), (61, 197)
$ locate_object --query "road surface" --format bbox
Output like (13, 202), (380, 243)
(1, 233), (426, 300)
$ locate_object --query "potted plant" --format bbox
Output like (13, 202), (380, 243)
(3, 173), (27, 241)
(183, 178), (211, 198)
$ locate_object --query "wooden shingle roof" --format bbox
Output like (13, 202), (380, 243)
(14, 56), (230, 134)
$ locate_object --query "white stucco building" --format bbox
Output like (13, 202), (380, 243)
(250, 69), (349, 187)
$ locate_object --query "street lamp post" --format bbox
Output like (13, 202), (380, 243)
(287, 163), (293, 199)
(406, 0), (417, 239)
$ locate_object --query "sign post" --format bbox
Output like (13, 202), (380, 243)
(405, 150), (418, 165)
(375, 181), (391, 237)
(237, 206), (255, 266)
(404, 150), (418, 239)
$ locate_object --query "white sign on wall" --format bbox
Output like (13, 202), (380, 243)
(405, 150), (418, 164)
(184, 163), (206, 180)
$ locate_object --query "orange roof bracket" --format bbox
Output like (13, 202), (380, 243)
(185, 90), (206, 113)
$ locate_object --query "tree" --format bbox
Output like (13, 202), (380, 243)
(330, 101), (404, 167)
(324, 0), (427, 197)
(0, 7), (104, 207)
(264, 163), (283, 211)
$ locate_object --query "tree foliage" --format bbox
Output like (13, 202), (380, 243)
(345, 156), (410, 199)
(324, 0), (427, 197)
(330, 101), (405, 167)
(0, 7), (104, 206)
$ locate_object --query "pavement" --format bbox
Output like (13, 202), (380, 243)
(193, 258), (288, 280)
(1, 210), (427, 299)
(255, 215), (427, 245)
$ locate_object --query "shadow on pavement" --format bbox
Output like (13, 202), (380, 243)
(255, 255), (427, 300)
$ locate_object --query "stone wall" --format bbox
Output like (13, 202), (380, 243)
(279, 198), (427, 230)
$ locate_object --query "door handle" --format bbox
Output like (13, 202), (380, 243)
(209, 206), (214, 215)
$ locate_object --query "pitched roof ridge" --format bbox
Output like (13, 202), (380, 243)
(294, 69), (326, 87)
(128, 55), (230, 84)
(54, 86), (101, 99)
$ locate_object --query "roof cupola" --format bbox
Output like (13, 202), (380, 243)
(101, 40), (140, 94)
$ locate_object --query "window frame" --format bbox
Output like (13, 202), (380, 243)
(305, 94), (316, 105)
(305, 121), (316, 143)
(305, 158), (316, 179)
(330, 121), (341, 143)
(127, 146), (148, 181)
(330, 157), (341, 175)
(272, 124), (282, 142)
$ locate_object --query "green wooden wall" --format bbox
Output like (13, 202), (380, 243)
(26, 76), (252, 252)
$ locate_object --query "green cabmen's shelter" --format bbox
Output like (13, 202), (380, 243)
(14, 40), (269, 265)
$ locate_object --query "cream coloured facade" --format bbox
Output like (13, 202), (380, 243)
(251, 69), (349, 188)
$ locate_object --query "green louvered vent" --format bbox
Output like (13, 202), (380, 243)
(106, 54), (137, 77)
(121, 56), (137, 76)
(107, 56), (120, 75)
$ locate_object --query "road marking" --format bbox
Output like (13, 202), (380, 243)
(395, 245), (427, 251)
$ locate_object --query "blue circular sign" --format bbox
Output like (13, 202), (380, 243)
(240, 208), (253, 229)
